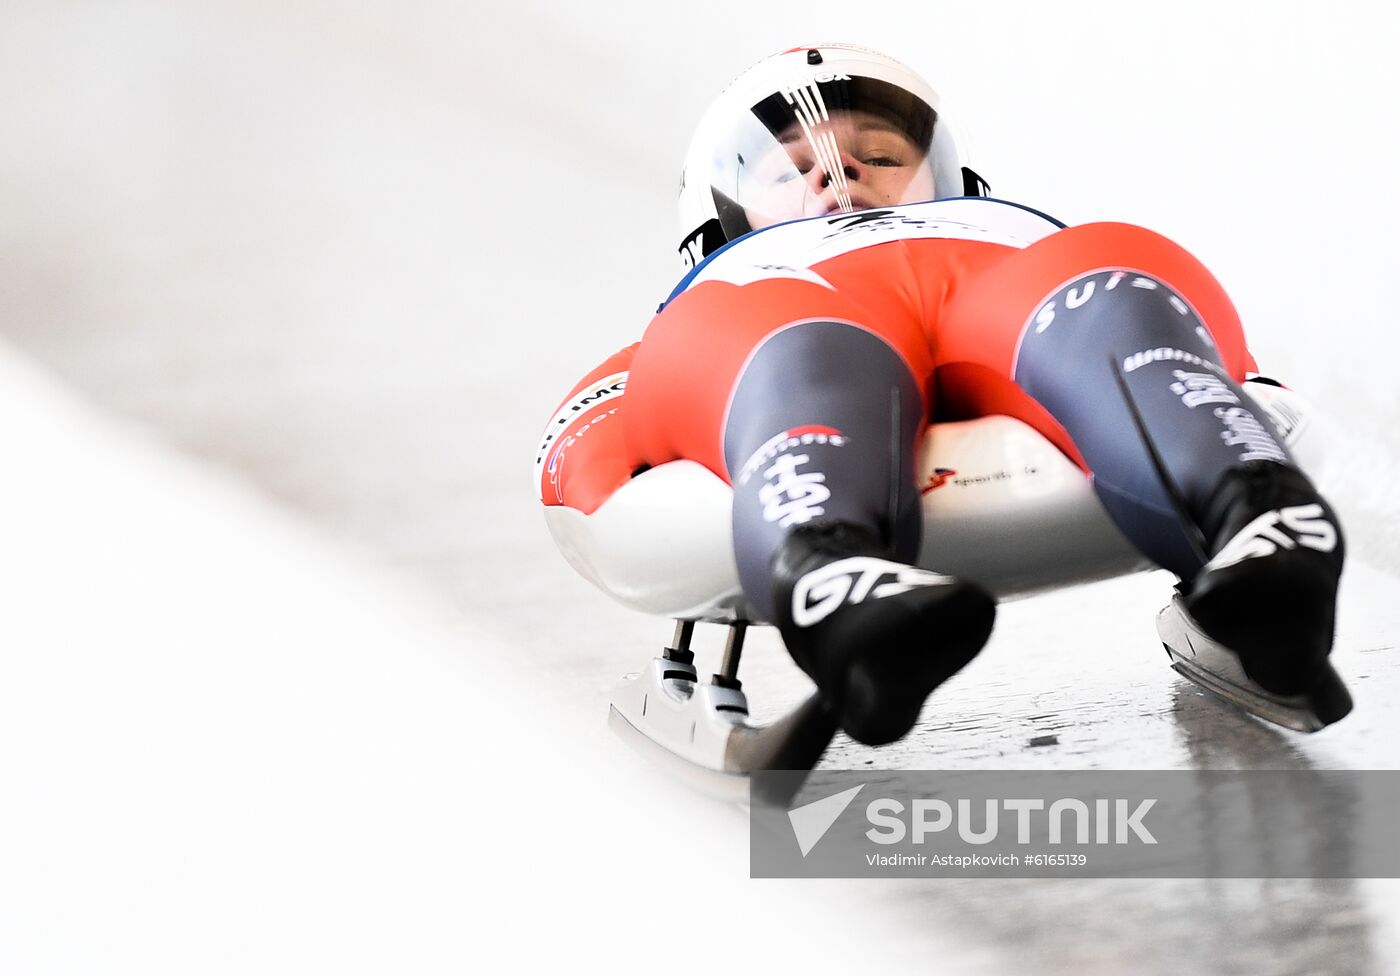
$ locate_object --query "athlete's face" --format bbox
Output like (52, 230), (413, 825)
(740, 109), (936, 229)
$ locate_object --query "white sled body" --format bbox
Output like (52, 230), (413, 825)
(543, 383), (1321, 623)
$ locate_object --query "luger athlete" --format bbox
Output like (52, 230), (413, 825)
(537, 43), (1349, 746)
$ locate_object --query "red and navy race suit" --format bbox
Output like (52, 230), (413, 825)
(535, 198), (1286, 621)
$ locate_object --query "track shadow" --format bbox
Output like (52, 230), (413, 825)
(1162, 680), (1380, 975)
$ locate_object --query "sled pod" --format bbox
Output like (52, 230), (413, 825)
(543, 385), (1326, 623)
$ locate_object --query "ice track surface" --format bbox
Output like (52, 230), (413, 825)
(3, 2), (1399, 974)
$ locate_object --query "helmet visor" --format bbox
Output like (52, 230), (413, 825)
(714, 76), (939, 235)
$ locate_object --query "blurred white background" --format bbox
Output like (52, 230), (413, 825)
(2, 2), (1398, 973)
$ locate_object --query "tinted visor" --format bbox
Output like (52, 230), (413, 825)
(716, 76), (938, 236)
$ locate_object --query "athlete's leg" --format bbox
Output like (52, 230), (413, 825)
(722, 318), (925, 615)
(626, 276), (994, 743)
(625, 277), (933, 581)
(938, 223), (1345, 710)
(936, 223), (1265, 573)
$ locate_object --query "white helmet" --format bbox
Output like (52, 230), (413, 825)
(677, 43), (988, 268)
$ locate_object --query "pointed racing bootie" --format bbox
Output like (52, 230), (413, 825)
(1183, 460), (1350, 724)
(771, 522), (996, 746)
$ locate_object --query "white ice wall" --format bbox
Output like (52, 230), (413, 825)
(0, 334), (970, 973)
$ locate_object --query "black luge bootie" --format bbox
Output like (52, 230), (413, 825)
(770, 522), (996, 746)
(1185, 461), (1348, 714)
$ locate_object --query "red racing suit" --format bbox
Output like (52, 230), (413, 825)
(535, 198), (1261, 564)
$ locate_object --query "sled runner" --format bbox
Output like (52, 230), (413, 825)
(1157, 595), (1353, 733)
(607, 620), (838, 805)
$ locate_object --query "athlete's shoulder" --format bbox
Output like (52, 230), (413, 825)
(663, 198), (1067, 307)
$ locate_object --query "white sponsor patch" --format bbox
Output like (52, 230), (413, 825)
(534, 371), (627, 501)
(1204, 504), (1339, 572)
(758, 453), (830, 527)
(738, 426), (848, 485)
(792, 556), (955, 628)
(1213, 406), (1288, 463)
(1168, 369), (1240, 409)
(1122, 346), (1214, 373)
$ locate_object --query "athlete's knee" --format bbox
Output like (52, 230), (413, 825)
(738, 319), (919, 388)
(726, 320), (926, 454)
(1022, 266), (1223, 374)
(1024, 221), (1249, 370)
